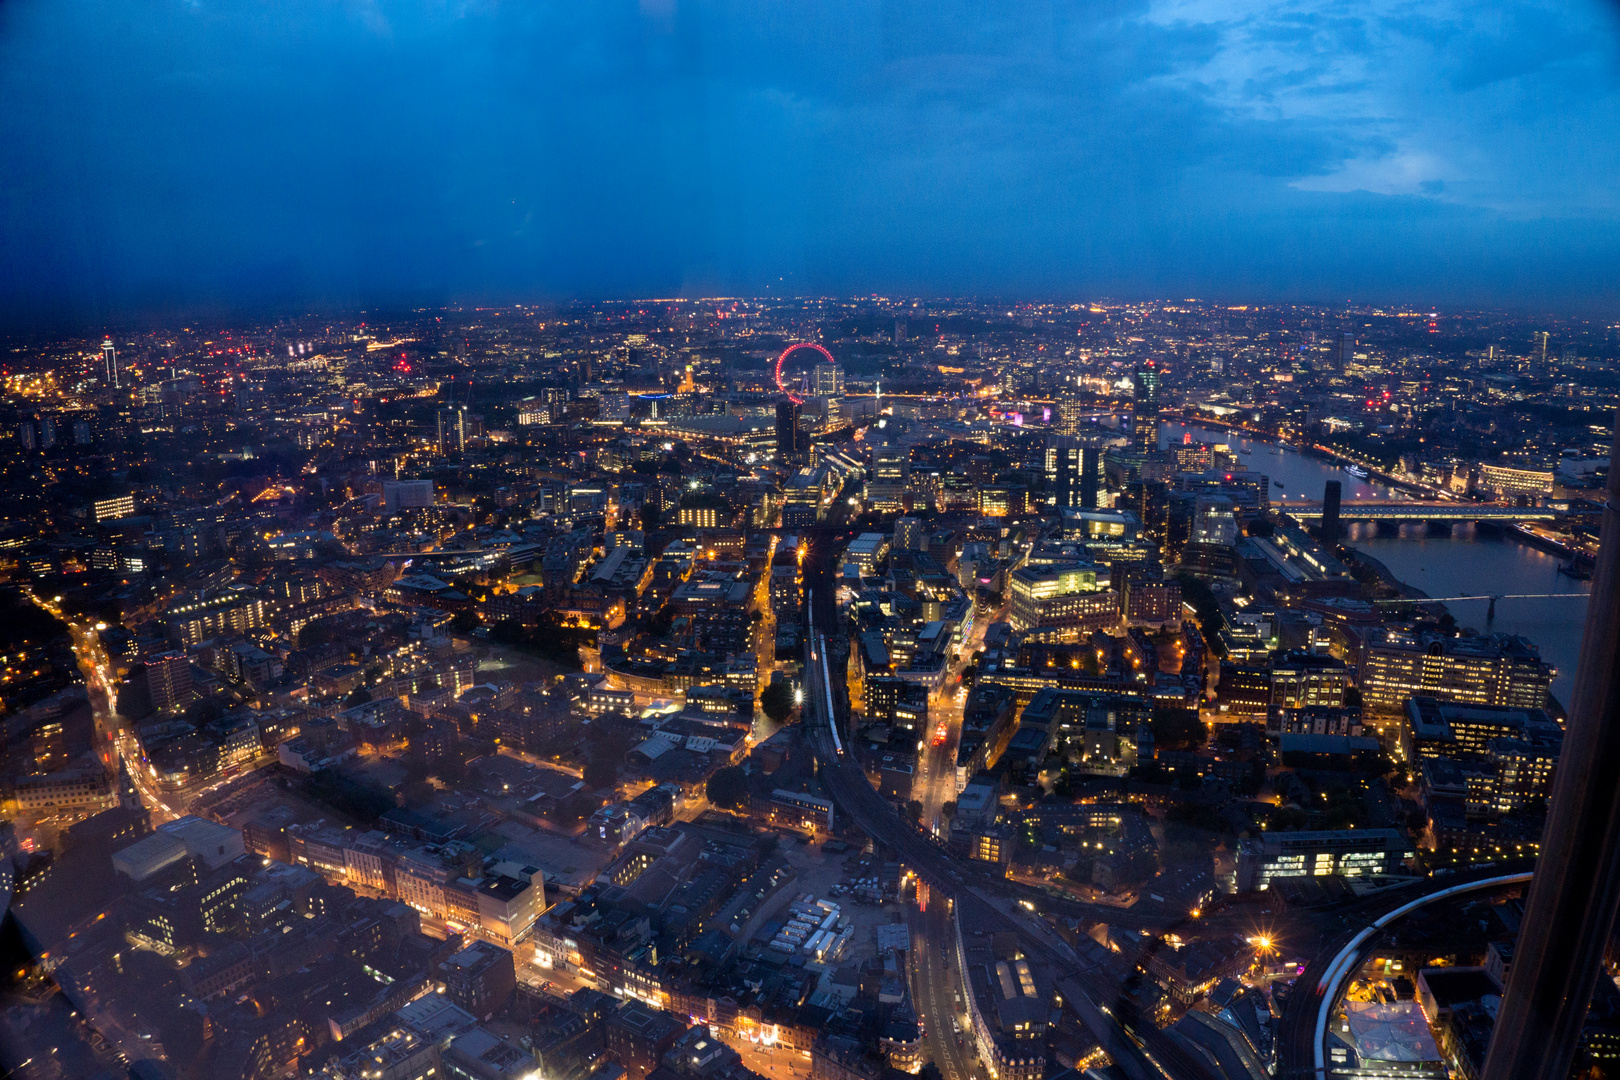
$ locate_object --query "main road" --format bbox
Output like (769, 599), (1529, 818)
(25, 589), (180, 823)
(798, 536), (1219, 1080)
(913, 599), (1004, 835)
(908, 887), (979, 1080)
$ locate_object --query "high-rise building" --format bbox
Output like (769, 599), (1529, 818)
(872, 445), (908, 484)
(1045, 436), (1101, 510)
(1336, 331), (1355, 371)
(146, 652), (193, 712)
(1132, 359), (1161, 452)
(1535, 331), (1551, 369)
(102, 339), (119, 388)
(894, 317), (907, 344)
(866, 445), (909, 511)
(1322, 480), (1343, 544)
(978, 485), (1028, 517)
(781, 466), (826, 526)
(894, 516), (924, 553)
(437, 408), (468, 453)
(1402, 697), (1560, 762)
(1270, 651), (1350, 709)
(812, 362), (844, 398)
(1477, 418), (1620, 1080)
(775, 399), (802, 465)
(1053, 384), (1086, 435)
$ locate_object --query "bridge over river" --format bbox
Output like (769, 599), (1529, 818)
(1283, 500), (1556, 522)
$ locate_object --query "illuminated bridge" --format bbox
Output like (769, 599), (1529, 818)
(1282, 500), (1556, 522)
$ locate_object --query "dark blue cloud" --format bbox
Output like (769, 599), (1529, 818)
(0, 0), (1617, 322)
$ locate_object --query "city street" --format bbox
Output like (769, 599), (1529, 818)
(907, 887), (977, 1080)
(24, 591), (183, 824)
(915, 600), (1003, 833)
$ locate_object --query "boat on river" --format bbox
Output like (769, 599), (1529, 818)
(1345, 463), (1370, 479)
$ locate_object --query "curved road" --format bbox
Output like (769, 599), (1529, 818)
(1274, 866), (1534, 1079)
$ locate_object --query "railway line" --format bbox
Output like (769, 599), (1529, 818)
(797, 535), (1221, 1080)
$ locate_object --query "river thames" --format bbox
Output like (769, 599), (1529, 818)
(1160, 422), (1592, 706)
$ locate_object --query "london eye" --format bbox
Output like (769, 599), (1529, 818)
(775, 341), (836, 404)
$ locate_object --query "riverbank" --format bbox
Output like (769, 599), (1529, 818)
(1494, 521), (1594, 568)
(1341, 546), (1441, 610)
(1157, 418), (1590, 705)
(1340, 539), (1572, 719)
(1161, 408), (1436, 502)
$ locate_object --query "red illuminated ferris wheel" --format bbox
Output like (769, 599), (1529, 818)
(775, 342), (836, 404)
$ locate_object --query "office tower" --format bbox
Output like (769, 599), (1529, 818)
(812, 362), (844, 398)
(1336, 331), (1354, 370)
(1007, 564), (1117, 637)
(775, 399), (802, 465)
(146, 652), (193, 711)
(102, 338), (119, 387)
(867, 444), (909, 511)
(1321, 479), (1342, 544)
(94, 494), (136, 522)
(1481, 419), (1620, 1080)
(894, 317), (907, 344)
(895, 516), (924, 553)
(872, 445), (908, 485)
(1054, 384), (1086, 435)
(1132, 359), (1161, 452)
(1535, 331), (1550, 369)
(782, 467), (825, 526)
(1359, 632), (1553, 713)
(1270, 651), (1350, 708)
(1045, 436), (1101, 509)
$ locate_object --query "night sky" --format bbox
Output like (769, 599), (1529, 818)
(2, 0), (1618, 321)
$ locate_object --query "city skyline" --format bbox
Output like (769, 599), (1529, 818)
(3, 2), (1620, 321)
